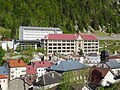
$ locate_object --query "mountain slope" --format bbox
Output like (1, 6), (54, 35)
(0, 0), (119, 38)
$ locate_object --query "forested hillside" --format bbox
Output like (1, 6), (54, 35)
(0, 0), (120, 38)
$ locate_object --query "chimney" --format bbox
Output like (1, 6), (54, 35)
(18, 60), (20, 63)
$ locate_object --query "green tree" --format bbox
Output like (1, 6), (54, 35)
(36, 47), (45, 54)
(0, 46), (5, 65)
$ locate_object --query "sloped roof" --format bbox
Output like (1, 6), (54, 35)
(45, 34), (76, 40)
(80, 34), (97, 40)
(106, 59), (120, 69)
(26, 65), (37, 75)
(45, 34), (97, 41)
(7, 60), (27, 68)
(33, 61), (53, 68)
(0, 74), (7, 79)
(91, 67), (110, 77)
(0, 66), (8, 75)
(37, 71), (61, 86)
(47, 60), (87, 72)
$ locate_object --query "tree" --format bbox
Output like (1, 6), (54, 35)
(36, 47), (45, 54)
(79, 49), (84, 56)
(0, 46), (5, 65)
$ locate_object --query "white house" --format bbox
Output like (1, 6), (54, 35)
(96, 59), (120, 76)
(19, 26), (62, 40)
(90, 67), (115, 87)
(84, 53), (101, 66)
(5, 60), (27, 80)
(0, 74), (8, 90)
(1, 38), (14, 51)
(31, 61), (53, 80)
(44, 34), (99, 55)
(101, 70), (115, 87)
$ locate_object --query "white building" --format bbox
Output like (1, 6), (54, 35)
(0, 38), (14, 51)
(5, 60), (27, 80)
(0, 74), (8, 90)
(44, 34), (99, 55)
(19, 26), (62, 40)
(31, 61), (53, 78)
(84, 53), (101, 66)
(90, 67), (116, 87)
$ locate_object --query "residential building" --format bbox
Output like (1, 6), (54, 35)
(26, 65), (37, 76)
(19, 26), (62, 40)
(34, 71), (61, 89)
(31, 61), (53, 78)
(5, 60), (27, 80)
(0, 74), (8, 90)
(47, 59), (87, 73)
(90, 67), (115, 87)
(0, 38), (14, 51)
(96, 59), (120, 76)
(44, 34), (99, 55)
(84, 53), (101, 66)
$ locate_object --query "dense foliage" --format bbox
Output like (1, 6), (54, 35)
(0, 0), (120, 38)
(0, 46), (5, 65)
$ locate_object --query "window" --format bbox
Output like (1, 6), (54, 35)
(53, 47), (56, 49)
(49, 47), (52, 49)
(67, 47), (70, 49)
(58, 47), (61, 49)
(49, 44), (52, 46)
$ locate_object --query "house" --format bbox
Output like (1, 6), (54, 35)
(44, 34), (99, 55)
(0, 74), (8, 90)
(89, 67), (115, 87)
(34, 71), (61, 89)
(9, 78), (31, 90)
(19, 26), (62, 40)
(5, 60), (27, 80)
(31, 61), (53, 78)
(84, 53), (101, 66)
(47, 60), (87, 73)
(0, 38), (14, 51)
(0, 66), (8, 75)
(96, 59), (120, 76)
(26, 65), (37, 76)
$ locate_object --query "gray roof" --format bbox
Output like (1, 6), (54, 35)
(37, 71), (61, 86)
(20, 26), (61, 31)
(0, 66), (8, 75)
(106, 59), (120, 69)
(47, 60), (87, 72)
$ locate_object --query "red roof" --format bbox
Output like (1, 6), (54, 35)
(45, 34), (76, 40)
(91, 67), (110, 77)
(33, 61), (53, 68)
(80, 34), (97, 40)
(0, 74), (7, 79)
(45, 34), (97, 41)
(7, 60), (27, 68)
(26, 65), (37, 75)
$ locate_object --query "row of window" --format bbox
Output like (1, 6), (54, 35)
(84, 50), (98, 52)
(48, 47), (74, 49)
(48, 43), (75, 46)
(84, 43), (98, 45)
(48, 50), (74, 53)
